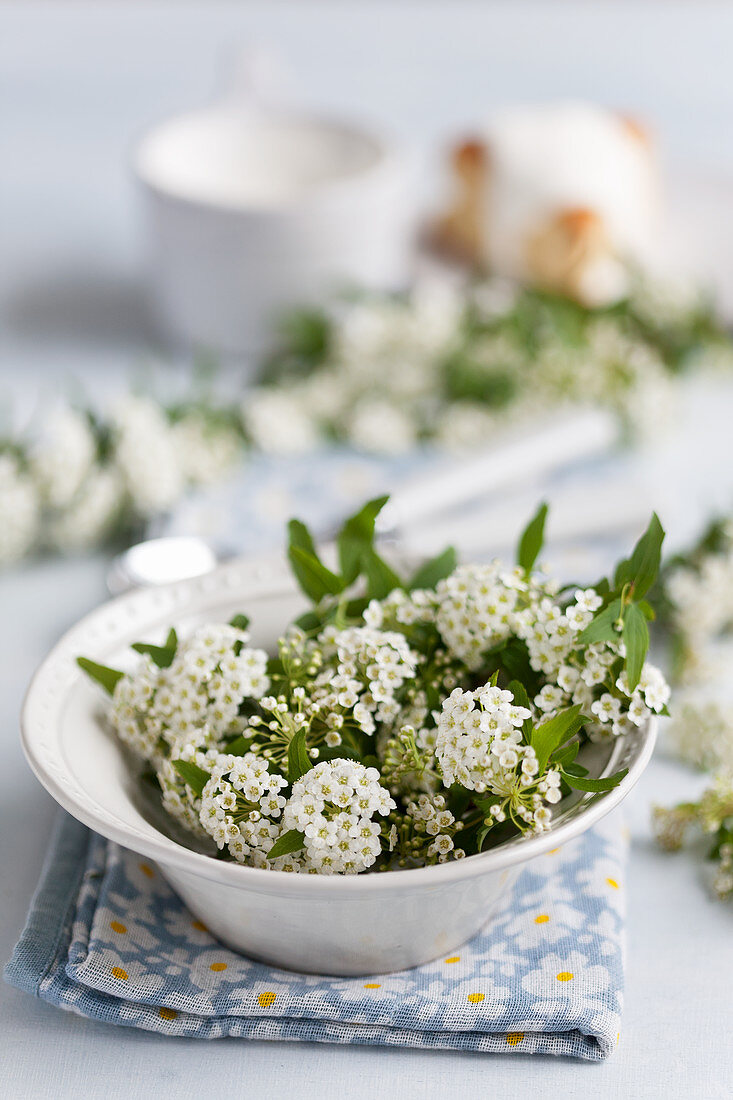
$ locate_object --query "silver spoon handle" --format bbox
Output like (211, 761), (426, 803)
(377, 408), (617, 536)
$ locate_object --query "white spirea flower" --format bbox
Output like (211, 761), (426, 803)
(435, 562), (523, 670)
(0, 453), (39, 565)
(435, 684), (559, 831)
(111, 395), (184, 516)
(433, 557), (666, 739)
(241, 389), (319, 455)
(313, 625), (420, 735)
(157, 732), (225, 838)
(665, 525), (733, 683)
(31, 407), (96, 508)
(171, 413), (243, 486)
(47, 466), (123, 551)
(110, 623), (270, 761)
(347, 400), (417, 455)
(110, 653), (162, 761)
(198, 751), (288, 861)
(664, 691), (733, 773)
(281, 759), (395, 874)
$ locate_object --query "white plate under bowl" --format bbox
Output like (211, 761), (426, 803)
(21, 551), (656, 975)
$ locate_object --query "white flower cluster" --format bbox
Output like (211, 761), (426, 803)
(157, 733), (224, 837)
(110, 624), (269, 761)
(168, 750), (395, 874)
(431, 567), (668, 739)
(364, 587), (438, 630)
(198, 751), (288, 863)
(0, 395), (244, 566)
(281, 760), (395, 874)
(436, 684), (559, 832)
(658, 521), (733, 775)
(653, 770), (733, 901)
(664, 693), (733, 773)
(252, 275), (733, 456)
(81, 508), (672, 876)
(665, 524), (733, 682)
(404, 793), (464, 861)
(0, 454), (40, 566)
(435, 562), (524, 669)
(313, 625), (420, 737)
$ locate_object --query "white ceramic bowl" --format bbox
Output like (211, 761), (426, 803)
(22, 551), (655, 976)
(134, 106), (414, 356)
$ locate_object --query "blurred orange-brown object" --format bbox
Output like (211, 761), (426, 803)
(432, 102), (658, 306)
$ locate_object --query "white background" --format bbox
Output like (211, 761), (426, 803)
(2, 4), (733, 1098)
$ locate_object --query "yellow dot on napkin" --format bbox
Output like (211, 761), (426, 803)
(363, 983), (381, 989)
(139, 863), (154, 878)
(210, 963), (227, 972)
(159, 1007), (178, 1020)
(191, 920), (208, 932)
(606, 877), (619, 889)
(258, 992), (277, 1008)
(506, 1032), (524, 1046)
(444, 956), (460, 964)
(111, 967), (128, 980)
(467, 993), (485, 1003)
(534, 914), (550, 924)
(556, 971), (574, 982)
(110, 921), (127, 934)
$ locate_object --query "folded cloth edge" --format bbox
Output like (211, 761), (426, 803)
(5, 812), (89, 996)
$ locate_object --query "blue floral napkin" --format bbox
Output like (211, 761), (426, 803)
(6, 811), (626, 1060)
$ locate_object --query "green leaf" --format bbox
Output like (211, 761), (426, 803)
(498, 638), (536, 687)
(288, 546), (345, 603)
(476, 822), (492, 852)
(336, 495), (390, 584)
(314, 744), (365, 764)
(551, 741), (580, 768)
(507, 679), (531, 711)
(288, 518), (318, 558)
(225, 734), (252, 756)
(622, 602), (650, 692)
(294, 609), (324, 633)
(614, 513), (665, 598)
(561, 767), (629, 792)
(562, 761), (589, 778)
(172, 759), (211, 797)
(517, 502), (548, 573)
(131, 627), (178, 669)
(577, 598), (622, 645)
(287, 727), (312, 784)
(76, 656), (124, 696)
(279, 309), (331, 362)
(362, 547), (402, 600)
(229, 613), (250, 631)
(408, 546), (458, 591)
(531, 705), (585, 772)
(507, 679), (533, 736)
(266, 828), (306, 861)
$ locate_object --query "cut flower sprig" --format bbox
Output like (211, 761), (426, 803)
(650, 517), (733, 899)
(78, 496), (669, 875)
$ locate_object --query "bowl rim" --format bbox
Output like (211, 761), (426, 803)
(21, 550), (656, 897)
(131, 104), (407, 217)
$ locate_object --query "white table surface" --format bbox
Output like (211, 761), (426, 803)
(2, 4), (733, 1097)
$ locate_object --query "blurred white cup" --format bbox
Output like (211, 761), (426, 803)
(133, 97), (415, 357)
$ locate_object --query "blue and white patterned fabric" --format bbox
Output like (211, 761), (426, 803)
(6, 811), (627, 1060)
